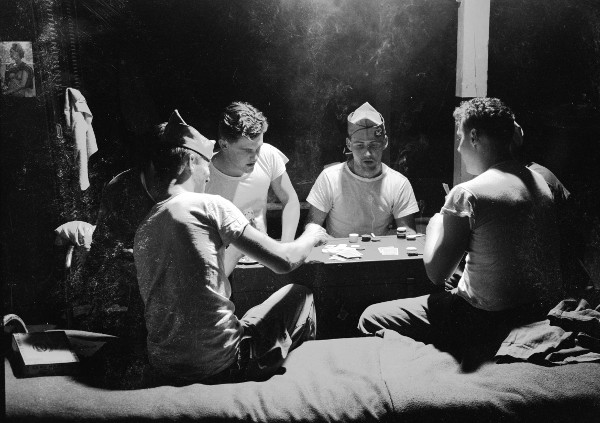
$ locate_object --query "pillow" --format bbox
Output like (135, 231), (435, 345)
(54, 221), (96, 249)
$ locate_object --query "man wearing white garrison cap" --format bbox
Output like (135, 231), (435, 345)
(134, 109), (328, 385)
(306, 102), (419, 237)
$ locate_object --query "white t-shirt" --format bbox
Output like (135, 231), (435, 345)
(442, 160), (562, 311)
(307, 162), (419, 238)
(205, 143), (288, 233)
(134, 192), (249, 381)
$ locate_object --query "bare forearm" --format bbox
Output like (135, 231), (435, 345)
(233, 223), (327, 274)
(280, 199), (300, 241)
(396, 214), (417, 234)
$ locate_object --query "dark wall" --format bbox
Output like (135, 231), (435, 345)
(74, 0), (458, 199)
(2, 0), (600, 321)
(489, 0), (600, 222)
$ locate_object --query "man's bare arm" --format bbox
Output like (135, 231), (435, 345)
(270, 172), (300, 241)
(394, 213), (417, 234)
(423, 213), (470, 285)
(305, 205), (328, 229)
(232, 223), (329, 274)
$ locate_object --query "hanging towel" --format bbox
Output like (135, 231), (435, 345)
(64, 88), (98, 190)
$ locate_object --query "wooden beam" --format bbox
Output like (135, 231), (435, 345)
(454, 0), (490, 186)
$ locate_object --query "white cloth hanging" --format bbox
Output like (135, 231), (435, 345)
(64, 88), (98, 190)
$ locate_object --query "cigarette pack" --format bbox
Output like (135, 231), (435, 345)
(11, 331), (80, 377)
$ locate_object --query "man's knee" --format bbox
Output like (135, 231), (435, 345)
(281, 283), (314, 307)
(286, 283), (312, 297)
(357, 303), (386, 335)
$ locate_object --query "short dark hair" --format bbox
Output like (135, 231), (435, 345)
(218, 101), (268, 142)
(453, 98), (515, 145)
(151, 146), (201, 181)
(10, 43), (25, 59)
(132, 122), (168, 167)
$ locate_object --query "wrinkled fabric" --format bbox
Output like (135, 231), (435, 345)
(496, 298), (600, 365)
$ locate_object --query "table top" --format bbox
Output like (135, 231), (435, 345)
(306, 234), (425, 264)
(236, 235), (426, 269)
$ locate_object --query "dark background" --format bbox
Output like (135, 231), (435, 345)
(1, 0), (599, 323)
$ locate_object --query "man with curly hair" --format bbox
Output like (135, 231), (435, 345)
(359, 98), (562, 358)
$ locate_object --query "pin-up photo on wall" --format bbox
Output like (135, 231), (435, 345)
(1, 41), (36, 97)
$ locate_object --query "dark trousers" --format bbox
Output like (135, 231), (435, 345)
(160, 283), (316, 386)
(358, 290), (545, 364)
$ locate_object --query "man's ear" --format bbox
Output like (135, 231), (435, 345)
(186, 154), (196, 173)
(345, 137), (352, 150)
(470, 128), (478, 145)
(219, 139), (228, 150)
(383, 135), (389, 150)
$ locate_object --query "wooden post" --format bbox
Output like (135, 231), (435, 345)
(453, 0), (490, 186)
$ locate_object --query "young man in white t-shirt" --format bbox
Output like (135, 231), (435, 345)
(306, 102), (419, 238)
(358, 98), (562, 358)
(134, 110), (328, 385)
(206, 102), (300, 266)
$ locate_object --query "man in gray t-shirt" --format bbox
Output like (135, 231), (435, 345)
(359, 98), (562, 358)
(134, 110), (328, 385)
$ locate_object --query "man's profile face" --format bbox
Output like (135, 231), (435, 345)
(346, 136), (387, 172)
(221, 133), (264, 174)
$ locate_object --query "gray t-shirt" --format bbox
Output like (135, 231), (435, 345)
(134, 192), (248, 380)
(442, 161), (562, 311)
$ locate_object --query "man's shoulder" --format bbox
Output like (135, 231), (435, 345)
(320, 162), (345, 175)
(167, 191), (221, 205)
(259, 142), (280, 157)
(311, 162), (345, 185)
(260, 142), (278, 153)
(172, 192), (242, 213)
(259, 143), (288, 165)
(381, 164), (409, 182)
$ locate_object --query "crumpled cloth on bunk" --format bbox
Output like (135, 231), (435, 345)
(496, 298), (600, 365)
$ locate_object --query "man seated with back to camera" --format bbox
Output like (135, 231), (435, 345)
(511, 122), (591, 296)
(358, 98), (563, 360)
(134, 110), (329, 385)
(445, 120), (591, 294)
(306, 102), (419, 238)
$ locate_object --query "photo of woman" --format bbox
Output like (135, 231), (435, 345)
(1, 42), (35, 97)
